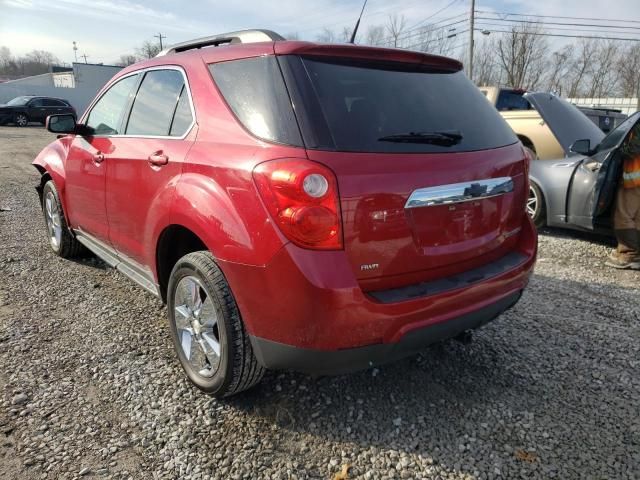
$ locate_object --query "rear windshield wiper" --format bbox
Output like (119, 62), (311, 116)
(378, 130), (463, 146)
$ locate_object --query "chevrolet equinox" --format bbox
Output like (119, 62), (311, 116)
(33, 30), (537, 397)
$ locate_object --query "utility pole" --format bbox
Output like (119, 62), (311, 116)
(154, 33), (167, 50)
(468, 0), (475, 82)
(72, 41), (78, 62)
(81, 53), (89, 64)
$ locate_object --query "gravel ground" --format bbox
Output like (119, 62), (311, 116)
(1, 126), (639, 480)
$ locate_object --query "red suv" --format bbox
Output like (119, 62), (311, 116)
(34, 30), (536, 397)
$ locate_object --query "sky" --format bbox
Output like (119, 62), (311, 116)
(0, 0), (639, 65)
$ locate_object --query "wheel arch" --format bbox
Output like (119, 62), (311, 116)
(517, 134), (536, 153)
(528, 174), (550, 222)
(32, 140), (70, 211)
(155, 224), (210, 303)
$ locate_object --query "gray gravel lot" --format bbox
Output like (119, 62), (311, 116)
(1, 126), (639, 480)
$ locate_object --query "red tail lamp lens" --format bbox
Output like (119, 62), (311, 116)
(253, 159), (343, 250)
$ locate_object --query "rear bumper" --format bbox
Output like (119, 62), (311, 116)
(219, 214), (536, 368)
(249, 290), (522, 374)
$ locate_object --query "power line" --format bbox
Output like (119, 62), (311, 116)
(405, 0), (462, 31)
(298, 0), (436, 35)
(474, 28), (640, 42)
(378, 12), (468, 45)
(381, 18), (469, 46)
(474, 21), (640, 38)
(475, 16), (640, 31)
(475, 10), (640, 25)
(403, 28), (470, 51)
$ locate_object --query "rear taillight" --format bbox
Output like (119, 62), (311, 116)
(253, 158), (343, 250)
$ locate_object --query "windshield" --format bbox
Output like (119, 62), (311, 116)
(595, 112), (640, 152)
(282, 56), (518, 153)
(6, 96), (31, 106)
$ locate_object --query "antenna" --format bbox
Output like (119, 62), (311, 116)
(349, 0), (368, 44)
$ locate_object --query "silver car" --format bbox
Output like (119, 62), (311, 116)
(526, 92), (639, 235)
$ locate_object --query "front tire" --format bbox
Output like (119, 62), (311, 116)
(41, 180), (84, 258)
(528, 182), (546, 228)
(167, 251), (264, 397)
(14, 113), (28, 127)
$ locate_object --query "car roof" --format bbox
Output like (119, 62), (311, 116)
(117, 40), (463, 77)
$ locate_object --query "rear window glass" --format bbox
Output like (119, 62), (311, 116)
(209, 56), (302, 146)
(496, 90), (532, 111)
(284, 56), (518, 153)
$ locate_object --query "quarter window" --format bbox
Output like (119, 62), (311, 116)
(86, 75), (139, 135)
(169, 86), (193, 137)
(210, 56), (302, 146)
(126, 69), (187, 136)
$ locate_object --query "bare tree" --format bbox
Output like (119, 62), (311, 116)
(472, 37), (500, 86)
(136, 40), (161, 59)
(285, 32), (300, 41)
(340, 26), (352, 43)
(544, 45), (575, 95)
(618, 43), (640, 97)
(316, 27), (337, 43)
(0, 46), (12, 69)
(584, 40), (620, 97)
(410, 25), (456, 56)
(566, 39), (597, 97)
(386, 14), (408, 48)
(24, 50), (59, 66)
(494, 23), (548, 89)
(364, 25), (385, 46)
(115, 54), (138, 67)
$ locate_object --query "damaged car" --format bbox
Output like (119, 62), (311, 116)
(527, 92), (639, 234)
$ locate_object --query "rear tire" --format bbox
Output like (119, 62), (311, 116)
(528, 182), (546, 228)
(167, 251), (264, 397)
(41, 180), (84, 258)
(14, 113), (28, 127)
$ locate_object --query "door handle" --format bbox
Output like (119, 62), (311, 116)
(148, 151), (169, 166)
(93, 152), (105, 164)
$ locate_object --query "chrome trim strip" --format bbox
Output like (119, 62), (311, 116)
(75, 230), (161, 298)
(405, 177), (514, 209)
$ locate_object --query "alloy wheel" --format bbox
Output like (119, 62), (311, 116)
(527, 185), (538, 219)
(44, 191), (62, 250)
(173, 276), (221, 378)
(15, 114), (28, 127)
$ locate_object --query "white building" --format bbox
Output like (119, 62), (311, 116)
(567, 97), (639, 116)
(0, 63), (123, 115)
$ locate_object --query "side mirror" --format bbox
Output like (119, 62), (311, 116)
(569, 138), (591, 156)
(46, 114), (77, 134)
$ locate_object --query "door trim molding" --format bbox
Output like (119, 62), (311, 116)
(74, 229), (161, 298)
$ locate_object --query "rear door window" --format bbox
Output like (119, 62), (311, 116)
(86, 75), (139, 135)
(496, 91), (532, 111)
(209, 56), (302, 146)
(43, 99), (66, 107)
(126, 69), (187, 136)
(283, 56), (518, 153)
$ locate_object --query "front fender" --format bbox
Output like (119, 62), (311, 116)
(32, 137), (72, 210)
(168, 172), (285, 266)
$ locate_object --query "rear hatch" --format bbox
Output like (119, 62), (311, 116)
(524, 92), (605, 156)
(279, 52), (527, 291)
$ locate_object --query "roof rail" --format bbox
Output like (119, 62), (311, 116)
(156, 29), (285, 56)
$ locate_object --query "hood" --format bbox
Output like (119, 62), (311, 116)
(524, 92), (605, 156)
